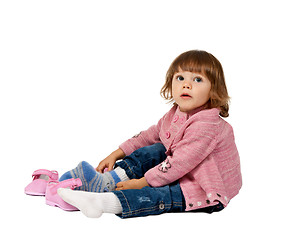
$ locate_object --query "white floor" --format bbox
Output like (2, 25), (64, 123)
(6, 186), (293, 239)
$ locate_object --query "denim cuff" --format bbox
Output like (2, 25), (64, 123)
(113, 188), (171, 219)
(115, 160), (137, 179)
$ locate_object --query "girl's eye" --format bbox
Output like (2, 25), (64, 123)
(177, 76), (184, 81)
(194, 77), (202, 83)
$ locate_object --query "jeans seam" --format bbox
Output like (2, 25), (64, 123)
(122, 204), (172, 217)
(172, 201), (183, 206)
(117, 190), (132, 214)
(122, 160), (138, 179)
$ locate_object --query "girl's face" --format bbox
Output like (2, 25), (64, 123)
(172, 70), (211, 112)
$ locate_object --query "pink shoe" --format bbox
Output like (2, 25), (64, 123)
(45, 178), (82, 211)
(25, 169), (59, 196)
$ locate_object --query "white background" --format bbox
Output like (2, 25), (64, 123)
(1, 0), (295, 239)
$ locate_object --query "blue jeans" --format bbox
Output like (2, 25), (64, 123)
(113, 143), (223, 218)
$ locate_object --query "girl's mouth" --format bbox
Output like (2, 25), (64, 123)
(181, 93), (192, 99)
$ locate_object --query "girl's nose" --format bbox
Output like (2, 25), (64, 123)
(183, 82), (192, 89)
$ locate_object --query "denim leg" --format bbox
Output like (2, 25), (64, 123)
(113, 181), (185, 219)
(115, 143), (167, 179)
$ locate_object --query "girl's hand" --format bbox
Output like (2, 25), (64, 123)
(115, 177), (149, 190)
(96, 148), (126, 173)
(96, 155), (117, 173)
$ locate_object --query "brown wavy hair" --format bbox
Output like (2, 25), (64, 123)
(160, 50), (230, 117)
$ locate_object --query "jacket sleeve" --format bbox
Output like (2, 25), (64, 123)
(144, 121), (219, 187)
(119, 114), (166, 156)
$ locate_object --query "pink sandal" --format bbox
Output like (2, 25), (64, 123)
(45, 178), (82, 211)
(25, 169), (59, 196)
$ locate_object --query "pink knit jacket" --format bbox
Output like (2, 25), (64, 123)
(119, 105), (242, 211)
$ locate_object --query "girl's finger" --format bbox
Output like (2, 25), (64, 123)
(108, 165), (113, 172)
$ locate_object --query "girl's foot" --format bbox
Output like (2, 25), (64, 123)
(57, 188), (122, 218)
(59, 161), (129, 192)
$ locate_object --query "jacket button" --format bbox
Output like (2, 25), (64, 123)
(189, 203), (193, 207)
(165, 131), (171, 139)
(159, 203), (165, 210)
(173, 115), (179, 123)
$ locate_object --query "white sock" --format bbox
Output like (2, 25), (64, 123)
(57, 188), (122, 218)
(113, 167), (130, 182)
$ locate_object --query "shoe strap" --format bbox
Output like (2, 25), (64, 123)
(69, 178), (82, 189)
(32, 169), (59, 180)
(49, 178), (82, 193)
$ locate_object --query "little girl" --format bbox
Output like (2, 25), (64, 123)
(58, 50), (242, 218)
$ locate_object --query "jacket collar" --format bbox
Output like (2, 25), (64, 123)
(176, 105), (220, 121)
